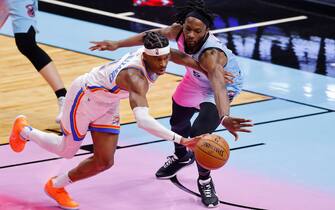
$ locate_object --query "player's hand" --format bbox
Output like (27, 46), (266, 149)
(89, 40), (119, 51)
(223, 70), (235, 84)
(180, 137), (198, 151)
(180, 134), (209, 151)
(221, 116), (253, 141)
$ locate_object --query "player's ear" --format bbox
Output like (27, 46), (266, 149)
(142, 53), (148, 62)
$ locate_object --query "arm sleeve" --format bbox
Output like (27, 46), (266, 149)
(133, 107), (182, 144)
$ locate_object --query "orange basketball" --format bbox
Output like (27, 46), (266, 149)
(194, 134), (230, 170)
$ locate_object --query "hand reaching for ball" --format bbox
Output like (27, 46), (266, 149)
(221, 116), (253, 141)
(180, 134), (210, 151)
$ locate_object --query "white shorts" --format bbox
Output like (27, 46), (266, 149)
(7, 0), (37, 33)
(60, 76), (121, 142)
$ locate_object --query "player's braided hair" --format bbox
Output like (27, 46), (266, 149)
(143, 31), (169, 49)
(175, 0), (215, 28)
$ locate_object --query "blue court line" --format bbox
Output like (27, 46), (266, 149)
(246, 90), (334, 112)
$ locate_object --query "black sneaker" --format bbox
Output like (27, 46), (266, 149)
(155, 152), (195, 179)
(197, 177), (219, 208)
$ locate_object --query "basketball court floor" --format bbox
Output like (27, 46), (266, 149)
(0, 0), (335, 209)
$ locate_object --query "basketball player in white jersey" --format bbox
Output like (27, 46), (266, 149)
(9, 32), (205, 210)
(5, 0), (66, 122)
(90, 0), (253, 207)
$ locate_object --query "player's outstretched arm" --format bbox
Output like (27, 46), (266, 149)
(170, 48), (235, 84)
(170, 48), (201, 71)
(89, 24), (182, 51)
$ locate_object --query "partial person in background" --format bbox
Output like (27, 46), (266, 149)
(6, 0), (67, 122)
(0, 0), (9, 28)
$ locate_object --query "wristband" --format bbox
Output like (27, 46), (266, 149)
(172, 133), (182, 144)
(220, 115), (229, 124)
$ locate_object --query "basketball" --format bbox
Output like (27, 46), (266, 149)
(194, 134), (230, 170)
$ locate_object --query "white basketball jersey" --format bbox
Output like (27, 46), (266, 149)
(82, 47), (158, 102)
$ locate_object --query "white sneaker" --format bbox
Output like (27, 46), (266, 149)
(56, 96), (66, 124)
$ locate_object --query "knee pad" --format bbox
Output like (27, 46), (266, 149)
(14, 27), (52, 71)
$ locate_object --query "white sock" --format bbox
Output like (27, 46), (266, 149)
(199, 177), (211, 185)
(20, 126), (32, 141)
(52, 173), (72, 188)
(28, 127), (66, 155)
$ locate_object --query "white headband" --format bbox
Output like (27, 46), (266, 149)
(144, 45), (170, 56)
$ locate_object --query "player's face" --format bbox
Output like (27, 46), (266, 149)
(144, 53), (170, 75)
(183, 17), (209, 52)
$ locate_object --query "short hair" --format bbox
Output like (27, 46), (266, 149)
(175, 0), (215, 28)
(143, 31), (169, 49)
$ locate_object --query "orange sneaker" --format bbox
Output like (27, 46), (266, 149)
(9, 115), (29, 153)
(44, 178), (79, 210)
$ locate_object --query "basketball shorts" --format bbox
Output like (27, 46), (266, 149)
(60, 76), (121, 143)
(7, 0), (38, 33)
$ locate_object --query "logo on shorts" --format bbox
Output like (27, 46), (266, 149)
(26, 4), (35, 17)
(112, 116), (120, 125)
